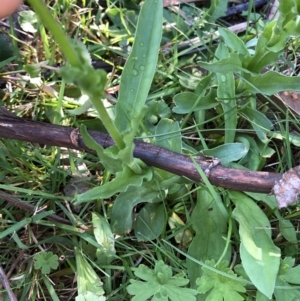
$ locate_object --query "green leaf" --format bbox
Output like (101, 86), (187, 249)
(236, 135), (261, 170)
(201, 143), (248, 165)
(218, 27), (249, 56)
(155, 119), (181, 153)
(215, 43), (237, 143)
(243, 71), (300, 95)
(134, 203), (166, 241)
(173, 91), (218, 114)
(246, 23), (282, 72)
(127, 260), (198, 301)
(34, 252), (59, 275)
(274, 257), (300, 301)
(268, 131), (300, 147)
(92, 213), (116, 265)
(198, 53), (246, 74)
(239, 107), (273, 143)
(231, 191), (281, 298)
(187, 189), (230, 288)
(196, 259), (247, 301)
(207, 0), (229, 21)
(80, 124), (122, 173)
(279, 218), (297, 244)
(279, 257), (300, 285)
(18, 10), (38, 33)
(111, 184), (161, 235)
(75, 165), (152, 204)
(59, 43), (107, 100)
(144, 100), (171, 132)
(115, 0), (163, 134)
(76, 292), (106, 301)
(75, 248), (105, 297)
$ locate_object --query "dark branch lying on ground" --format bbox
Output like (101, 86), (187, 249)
(0, 112), (282, 194)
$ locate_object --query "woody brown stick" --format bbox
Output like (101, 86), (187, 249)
(0, 113), (282, 193)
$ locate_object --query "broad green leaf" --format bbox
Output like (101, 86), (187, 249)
(134, 203), (166, 241)
(236, 135), (261, 170)
(194, 73), (215, 95)
(187, 190), (230, 288)
(177, 72), (201, 90)
(281, 261), (300, 285)
(256, 291), (271, 301)
(268, 131), (300, 147)
(19, 10), (38, 33)
(115, 0), (163, 134)
(239, 107), (273, 143)
(231, 191), (281, 298)
(155, 119), (181, 153)
(111, 184), (162, 235)
(168, 212), (193, 246)
(207, 0), (228, 21)
(274, 257), (300, 301)
(76, 292), (106, 301)
(218, 27), (249, 56)
(245, 192), (298, 244)
(243, 71), (300, 95)
(34, 252), (59, 275)
(196, 259), (247, 301)
(279, 218), (297, 244)
(75, 248), (105, 297)
(75, 165), (152, 204)
(245, 22), (281, 72)
(274, 278), (300, 301)
(201, 143), (248, 165)
(144, 100), (171, 132)
(127, 260), (197, 301)
(172, 90), (218, 114)
(80, 125), (122, 173)
(198, 53), (246, 74)
(215, 44), (236, 143)
(92, 213), (116, 265)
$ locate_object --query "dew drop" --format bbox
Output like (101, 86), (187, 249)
(221, 75), (227, 83)
(132, 69), (139, 76)
(130, 89), (134, 92)
(139, 65), (145, 71)
(142, 54), (146, 58)
(140, 42), (144, 47)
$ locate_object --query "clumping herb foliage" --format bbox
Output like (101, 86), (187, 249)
(196, 260), (247, 301)
(127, 260), (197, 301)
(0, 0), (300, 300)
(34, 252), (59, 275)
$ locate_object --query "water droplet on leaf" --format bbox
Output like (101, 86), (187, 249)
(132, 69), (139, 76)
(140, 42), (144, 47)
(139, 65), (145, 71)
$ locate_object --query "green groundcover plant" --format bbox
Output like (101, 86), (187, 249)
(1, 0), (300, 300)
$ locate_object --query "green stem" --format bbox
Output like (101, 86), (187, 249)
(27, 0), (80, 67)
(89, 95), (125, 149)
(27, 0), (125, 150)
(216, 210), (233, 266)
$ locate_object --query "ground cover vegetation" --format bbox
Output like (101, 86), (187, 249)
(1, 0), (300, 300)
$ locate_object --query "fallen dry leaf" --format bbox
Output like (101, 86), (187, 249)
(277, 91), (300, 116)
